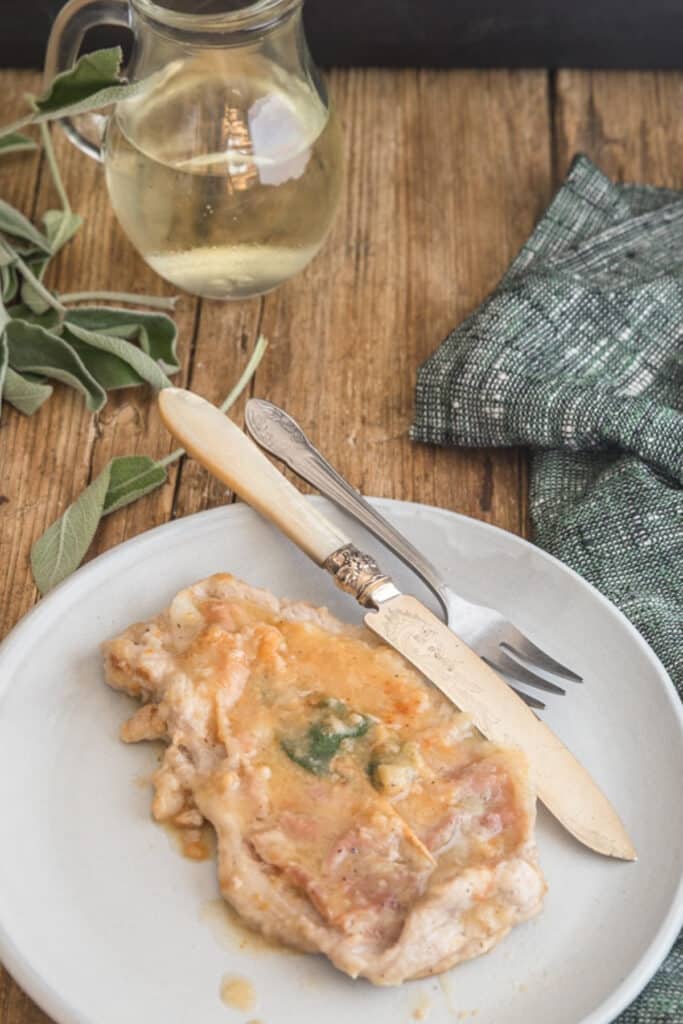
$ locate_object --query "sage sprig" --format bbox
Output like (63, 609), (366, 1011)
(6, 318), (107, 410)
(0, 48), (180, 418)
(31, 469), (114, 596)
(0, 47), (154, 137)
(3, 368), (53, 415)
(0, 48), (270, 595)
(0, 203), (51, 253)
(31, 335), (268, 595)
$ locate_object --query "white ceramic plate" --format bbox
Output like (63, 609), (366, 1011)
(1, 498), (682, 1024)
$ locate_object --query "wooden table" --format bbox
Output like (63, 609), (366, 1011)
(1, 65), (682, 1022)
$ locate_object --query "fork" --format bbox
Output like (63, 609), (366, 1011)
(245, 399), (583, 710)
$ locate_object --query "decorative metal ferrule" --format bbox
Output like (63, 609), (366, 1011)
(323, 544), (399, 608)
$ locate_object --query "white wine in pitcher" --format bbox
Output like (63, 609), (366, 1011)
(104, 54), (343, 299)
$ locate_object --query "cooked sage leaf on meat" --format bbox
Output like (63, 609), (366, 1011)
(281, 699), (374, 775)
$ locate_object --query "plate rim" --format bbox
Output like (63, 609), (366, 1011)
(0, 497), (681, 1024)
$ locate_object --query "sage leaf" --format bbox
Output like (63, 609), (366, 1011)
(43, 209), (83, 254)
(31, 464), (112, 594)
(29, 454), (170, 594)
(3, 367), (53, 415)
(7, 243), (64, 315)
(0, 131), (37, 155)
(8, 303), (61, 329)
(66, 336), (146, 390)
(31, 47), (156, 124)
(0, 199), (51, 252)
(63, 321), (172, 391)
(65, 307), (180, 371)
(39, 123), (74, 228)
(34, 46), (122, 113)
(20, 255), (50, 315)
(6, 319), (106, 411)
(1, 263), (18, 302)
(29, 337), (267, 592)
(103, 455), (168, 515)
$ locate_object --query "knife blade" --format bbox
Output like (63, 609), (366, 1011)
(365, 593), (636, 860)
(158, 387), (637, 861)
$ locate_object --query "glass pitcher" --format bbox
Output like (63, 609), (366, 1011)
(45, 0), (343, 300)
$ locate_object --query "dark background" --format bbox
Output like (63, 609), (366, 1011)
(4, 0), (683, 69)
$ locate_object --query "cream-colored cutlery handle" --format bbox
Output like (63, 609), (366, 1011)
(158, 388), (350, 565)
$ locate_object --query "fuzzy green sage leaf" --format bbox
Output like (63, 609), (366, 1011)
(3, 367), (54, 416)
(0, 47), (159, 138)
(63, 320), (172, 392)
(65, 336), (146, 391)
(0, 200), (51, 252)
(1, 263), (18, 303)
(0, 132), (37, 155)
(34, 47), (123, 114)
(31, 464), (113, 594)
(30, 335), (270, 598)
(103, 455), (169, 515)
(8, 302), (61, 329)
(65, 306), (180, 371)
(6, 319), (106, 411)
(44, 209), (83, 254)
(14, 259), (63, 315)
(19, 255), (50, 315)
(29, 453), (170, 595)
(32, 47), (156, 124)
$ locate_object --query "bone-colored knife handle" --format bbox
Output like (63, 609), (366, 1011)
(158, 389), (350, 565)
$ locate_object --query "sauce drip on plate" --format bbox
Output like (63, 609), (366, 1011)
(220, 974), (255, 1011)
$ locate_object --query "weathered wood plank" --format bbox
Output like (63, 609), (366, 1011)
(0, 973), (51, 1024)
(555, 70), (683, 187)
(0, 69), (58, 1024)
(0, 72), (63, 644)
(252, 69), (551, 538)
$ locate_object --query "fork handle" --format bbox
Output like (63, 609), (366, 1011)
(245, 399), (450, 619)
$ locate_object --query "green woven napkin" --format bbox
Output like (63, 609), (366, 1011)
(412, 154), (682, 1022)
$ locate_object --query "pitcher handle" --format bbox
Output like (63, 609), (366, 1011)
(44, 0), (131, 163)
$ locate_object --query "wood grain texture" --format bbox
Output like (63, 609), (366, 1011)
(253, 69), (550, 533)
(555, 70), (683, 188)
(0, 65), (54, 1024)
(0, 72), (54, 644)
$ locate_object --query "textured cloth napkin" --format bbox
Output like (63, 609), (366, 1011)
(412, 154), (682, 1022)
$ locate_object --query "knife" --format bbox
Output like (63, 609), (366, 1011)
(158, 387), (637, 861)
